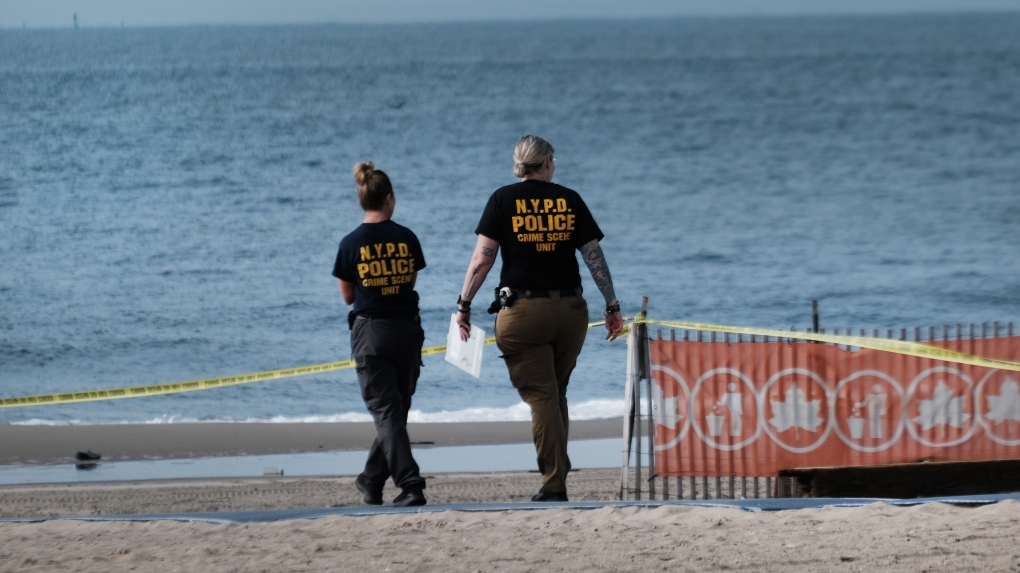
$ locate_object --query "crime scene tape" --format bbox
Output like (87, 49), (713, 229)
(637, 318), (1020, 373)
(1, 319), (622, 409)
(4, 317), (1015, 409)
(0, 359), (355, 409)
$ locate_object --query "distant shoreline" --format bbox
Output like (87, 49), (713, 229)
(0, 418), (623, 466)
(6, 10), (1020, 32)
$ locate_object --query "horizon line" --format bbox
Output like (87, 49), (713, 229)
(5, 8), (1019, 31)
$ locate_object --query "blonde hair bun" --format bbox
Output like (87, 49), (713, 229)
(513, 135), (554, 178)
(353, 161), (375, 187)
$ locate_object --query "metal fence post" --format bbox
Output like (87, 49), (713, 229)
(636, 297), (654, 499)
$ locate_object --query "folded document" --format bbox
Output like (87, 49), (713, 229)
(445, 313), (484, 378)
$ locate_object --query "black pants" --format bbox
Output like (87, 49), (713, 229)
(351, 316), (426, 491)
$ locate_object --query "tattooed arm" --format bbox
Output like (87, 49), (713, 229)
(579, 239), (624, 341)
(457, 234), (500, 340)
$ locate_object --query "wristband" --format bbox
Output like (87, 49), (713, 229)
(457, 295), (471, 313)
(605, 302), (621, 315)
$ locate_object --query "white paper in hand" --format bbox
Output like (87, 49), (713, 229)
(445, 313), (484, 378)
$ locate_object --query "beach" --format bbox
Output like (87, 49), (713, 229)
(1, 478), (1018, 572)
(0, 420), (624, 466)
(3, 12), (1019, 572)
(1, 421), (1018, 572)
(0, 419), (626, 514)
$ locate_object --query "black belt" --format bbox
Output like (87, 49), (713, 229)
(354, 313), (420, 322)
(510, 288), (581, 298)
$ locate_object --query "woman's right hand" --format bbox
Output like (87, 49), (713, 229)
(457, 309), (472, 341)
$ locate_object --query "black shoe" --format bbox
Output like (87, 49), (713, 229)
(392, 486), (426, 507)
(355, 475), (383, 506)
(531, 488), (568, 502)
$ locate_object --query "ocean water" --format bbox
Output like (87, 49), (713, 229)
(1, 14), (1018, 426)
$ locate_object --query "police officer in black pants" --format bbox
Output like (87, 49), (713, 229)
(332, 161), (427, 507)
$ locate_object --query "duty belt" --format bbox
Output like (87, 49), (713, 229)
(510, 287), (582, 298)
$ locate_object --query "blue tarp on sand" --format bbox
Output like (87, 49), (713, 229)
(3, 493), (1019, 524)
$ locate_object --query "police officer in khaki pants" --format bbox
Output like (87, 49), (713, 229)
(456, 135), (624, 502)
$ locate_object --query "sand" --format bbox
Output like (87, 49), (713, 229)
(1, 487), (1017, 573)
(1, 421), (1018, 572)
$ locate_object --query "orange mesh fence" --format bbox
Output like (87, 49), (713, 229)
(651, 336), (1020, 477)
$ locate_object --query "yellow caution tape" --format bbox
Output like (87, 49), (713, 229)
(8, 316), (1013, 409)
(1, 359), (356, 409)
(0, 319), (609, 408)
(638, 318), (1020, 373)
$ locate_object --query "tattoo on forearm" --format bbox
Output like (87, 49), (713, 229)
(480, 246), (496, 258)
(465, 266), (484, 299)
(580, 240), (617, 305)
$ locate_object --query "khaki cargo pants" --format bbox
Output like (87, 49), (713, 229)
(494, 293), (588, 493)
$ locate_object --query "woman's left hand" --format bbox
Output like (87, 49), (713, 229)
(605, 310), (624, 341)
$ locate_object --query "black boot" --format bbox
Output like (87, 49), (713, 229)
(392, 486), (426, 507)
(531, 487), (568, 502)
(355, 475), (383, 506)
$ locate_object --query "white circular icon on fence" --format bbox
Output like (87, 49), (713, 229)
(976, 369), (1020, 447)
(906, 367), (977, 448)
(833, 370), (904, 453)
(690, 368), (760, 451)
(650, 365), (691, 452)
(760, 368), (832, 454)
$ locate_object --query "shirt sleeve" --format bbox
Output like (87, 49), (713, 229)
(570, 194), (605, 248)
(332, 240), (354, 281)
(474, 192), (503, 242)
(410, 232), (426, 272)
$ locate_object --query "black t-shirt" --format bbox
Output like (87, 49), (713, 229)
(332, 220), (426, 317)
(475, 180), (604, 290)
